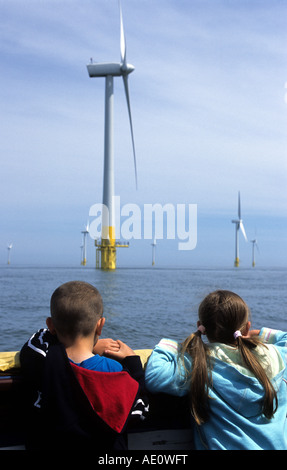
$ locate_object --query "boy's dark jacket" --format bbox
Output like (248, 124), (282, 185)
(20, 329), (149, 450)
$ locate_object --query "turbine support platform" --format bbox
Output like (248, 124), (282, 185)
(95, 236), (129, 270)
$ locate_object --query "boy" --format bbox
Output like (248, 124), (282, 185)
(20, 281), (149, 450)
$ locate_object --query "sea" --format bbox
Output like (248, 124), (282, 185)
(0, 265), (286, 352)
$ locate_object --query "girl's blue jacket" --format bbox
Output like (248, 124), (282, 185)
(145, 328), (287, 450)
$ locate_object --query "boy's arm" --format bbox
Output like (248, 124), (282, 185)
(103, 339), (135, 360)
(104, 340), (149, 423)
(104, 339), (146, 387)
(121, 354), (150, 425)
(92, 338), (120, 356)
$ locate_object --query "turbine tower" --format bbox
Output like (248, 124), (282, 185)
(87, 1), (137, 270)
(151, 238), (156, 266)
(250, 238), (259, 267)
(81, 223), (89, 266)
(231, 192), (247, 267)
(7, 243), (12, 265)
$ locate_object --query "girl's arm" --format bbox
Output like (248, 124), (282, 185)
(259, 328), (287, 347)
(145, 339), (191, 396)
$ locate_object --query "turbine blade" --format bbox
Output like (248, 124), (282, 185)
(122, 74), (138, 189)
(119, 1), (126, 67)
(238, 191), (241, 219)
(240, 221), (247, 241)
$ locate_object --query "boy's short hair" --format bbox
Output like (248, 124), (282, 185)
(50, 281), (103, 340)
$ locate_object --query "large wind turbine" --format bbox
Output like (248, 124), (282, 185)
(231, 192), (247, 267)
(87, 1), (137, 270)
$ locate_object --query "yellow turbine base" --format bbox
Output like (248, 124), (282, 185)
(234, 257), (239, 267)
(101, 245), (116, 270)
(101, 226), (116, 270)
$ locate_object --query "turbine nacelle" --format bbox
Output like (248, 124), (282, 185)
(87, 62), (135, 78)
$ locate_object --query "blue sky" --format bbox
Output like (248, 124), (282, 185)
(0, 0), (286, 268)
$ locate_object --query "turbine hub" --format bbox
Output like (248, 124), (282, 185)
(121, 63), (135, 75)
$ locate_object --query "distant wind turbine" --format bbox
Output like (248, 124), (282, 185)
(151, 238), (156, 266)
(231, 192), (247, 267)
(250, 238), (259, 267)
(81, 223), (89, 266)
(87, 0), (137, 270)
(7, 243), (12, 265)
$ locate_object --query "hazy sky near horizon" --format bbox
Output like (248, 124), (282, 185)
(0, 0), (286, 267)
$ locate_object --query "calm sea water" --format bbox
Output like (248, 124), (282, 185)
(0, 266), (286, 352)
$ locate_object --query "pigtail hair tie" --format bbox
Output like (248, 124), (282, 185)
(197, 325), (206, 335)
(233, 330), (242, 339)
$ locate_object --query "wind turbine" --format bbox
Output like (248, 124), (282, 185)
(151, 238), (156, 266)
(231, 192), (247, 267)
(250, 238), (259, 267)
(81, 223), (89, 266)
(87, 1), (137, 270)
(7, 243), (12, 265)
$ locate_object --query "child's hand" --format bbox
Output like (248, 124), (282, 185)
(104, 340), (135, 360)
(245, 329), (260, 338)
(93, 338), (120, 356)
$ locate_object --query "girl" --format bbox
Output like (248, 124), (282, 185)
(145, 290), (287, 450)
